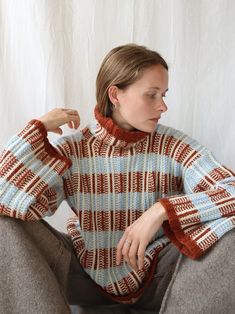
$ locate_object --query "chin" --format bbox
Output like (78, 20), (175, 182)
(137, 126), (156, 133)
(132, 121), (158, 133)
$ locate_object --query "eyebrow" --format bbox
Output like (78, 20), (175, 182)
(148, 87), (169, 92)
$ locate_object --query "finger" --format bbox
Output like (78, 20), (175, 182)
(67, 121), (79, 129)
(52, 128), (63, 135)
(66, 117), (80, 129)
(116, 236), (127, 265)
(67, 114), (80, 129)
(67, 109), (79, 116)
(62, 108), (77, 113)
(122, 240), (132, 267)
(137, 242), (147, 270)
(65, 109), (80, 118)
(67, 121), (73, 129)
(128, 240), (139, 271)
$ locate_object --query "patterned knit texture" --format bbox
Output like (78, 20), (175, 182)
(0, 105), (235, 304)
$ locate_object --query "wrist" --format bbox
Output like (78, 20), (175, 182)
(38, 118), (48, 131)
(151, 202), (168, 222)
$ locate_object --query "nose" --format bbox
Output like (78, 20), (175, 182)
(157, 98), (168, 113)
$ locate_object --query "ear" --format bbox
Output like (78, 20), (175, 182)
(108, 85), (120, 105)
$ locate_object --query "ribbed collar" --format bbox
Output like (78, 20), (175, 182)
(91, 105), (149, 148)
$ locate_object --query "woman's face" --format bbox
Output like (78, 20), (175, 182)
(111, 64), (168, 133)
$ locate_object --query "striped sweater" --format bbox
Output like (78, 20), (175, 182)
(0, 105), (235, 304)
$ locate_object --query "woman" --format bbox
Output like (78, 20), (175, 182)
(0, 44), (234, 314)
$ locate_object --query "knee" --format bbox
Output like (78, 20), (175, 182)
(160, 231), (235, 313)
(0, 216), (22, 236)
(0, 216), (44, 255)
(0, 216), (32, 253)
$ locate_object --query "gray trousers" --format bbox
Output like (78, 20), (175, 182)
(0, 216), (234, 314)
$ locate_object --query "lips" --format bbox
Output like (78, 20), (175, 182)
(150, 118), (159, 122)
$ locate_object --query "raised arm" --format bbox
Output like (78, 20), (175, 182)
(0, 108), (80, 220)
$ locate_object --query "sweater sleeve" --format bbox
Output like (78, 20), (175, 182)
(159, 146), (235, 259)
(0, 119), (73, 220)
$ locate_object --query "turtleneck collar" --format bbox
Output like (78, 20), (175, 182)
(89, 105), (150, 148)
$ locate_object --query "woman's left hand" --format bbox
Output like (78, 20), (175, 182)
(116, 202), (168, 272)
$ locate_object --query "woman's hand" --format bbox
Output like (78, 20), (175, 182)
(38, 108), (80, 134)
(116, 202), (167, 272)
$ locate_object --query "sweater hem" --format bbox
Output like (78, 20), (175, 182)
(159, 198), (204, 259)
(96, 251), (160, 304)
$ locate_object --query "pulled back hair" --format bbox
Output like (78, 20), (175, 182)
(96, 43), (168, 117)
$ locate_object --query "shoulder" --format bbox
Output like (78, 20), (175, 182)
(154, 123), (209, 157)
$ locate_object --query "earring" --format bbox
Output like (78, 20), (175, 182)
(113, 102), (119, 110)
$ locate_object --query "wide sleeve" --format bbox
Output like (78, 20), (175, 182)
(159, 146), (235, 259)
(0, 119), (73, 220)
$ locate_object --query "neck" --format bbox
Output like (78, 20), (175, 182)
(111, 110), (136, 131)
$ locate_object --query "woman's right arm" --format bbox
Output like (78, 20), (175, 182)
(0, 108), (80, 220)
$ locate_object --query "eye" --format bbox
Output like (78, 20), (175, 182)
(148, 94), (157, 99)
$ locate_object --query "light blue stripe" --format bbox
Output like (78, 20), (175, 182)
(189, 192), (223, 222)
(0, 179), (36, 213)
(82, 230), (124, 250)
(215, 176), (235, 186)
(6, 134), (30, 154)
(186, 154), (219, 189)
(215, 177), (235, 195)
(189, 191), (216, 207)
(222, 183), (235, 195)
(205, 218), (234, 238)
(74, 190), (180, 212)
(81, 227), (166, 250)
(68, 153), (183, 176)
(0, 177), (64, 216)
(5, 135), (69, 188)
(76, 191), (158, 212)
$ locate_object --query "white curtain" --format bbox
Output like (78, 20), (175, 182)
(1, 0), (235, 231)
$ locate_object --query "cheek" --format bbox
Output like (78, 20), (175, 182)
(120, 95), (138, 113)
(124, 95), (146, 111)
(120, 93), (151, 119)
(122, 102), (145, 118)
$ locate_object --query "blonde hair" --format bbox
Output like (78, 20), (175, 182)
(96, 43), (168, 116)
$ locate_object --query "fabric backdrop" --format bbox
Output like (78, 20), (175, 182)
(0, 0), (234, 231)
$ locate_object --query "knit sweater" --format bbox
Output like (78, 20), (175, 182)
(0, 106), (235, 304)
